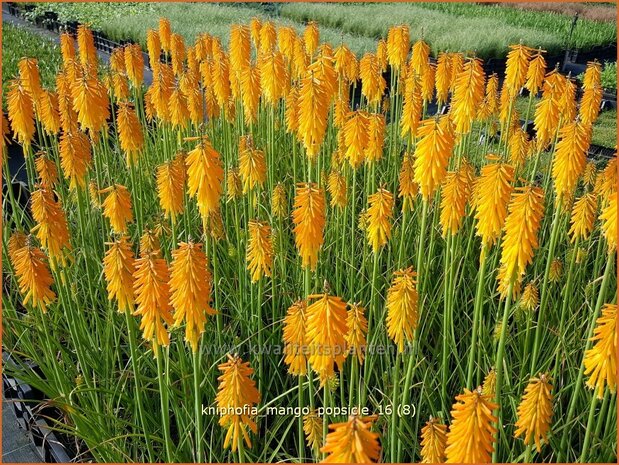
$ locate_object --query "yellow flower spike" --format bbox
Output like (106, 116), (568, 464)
(59, 130), (92, 190)
(482, 368), (497, 397)
(110, 48), (126, 74)
(386, 267), (419, 353)
(450, 57), (485, 135)
(8, 231), (27, 269)
(260, 51), (286, 105)
(410, 39), (430, 77)
(584, 303), (617, 398)
(533, 94), (559, 149)
(598, 156), (617, 203)
(292, 183), (326, 271)
(169, 241), (217, 353)
(226, 167), (242, 201)
(359, 53), (386, 106)
(156, 153), (186, 223)
(158, 17), (171, 53)
(321, 415), (381, 463)
(333, 92), (351, 129)
(440, 167), (471, 237)
(303, 410), (323, 452)
(186, 138), (224, 221)
(303, 21), (319, 57)
(60, 32), (76, 64)
(146, 29), (161, 72)
(170, 33), (186, 76)
(139, 228), (161, 257)
(508, 127), (530, 170)
(386, 25), (409, 71)
(246, 220), (273, 283)
(285, 86), (299, 134)
(35, 153), (59, 189)
(327, 170), (347, 209)
(7, 80), (35, 148)
(292, 36), (309, 79)
(77, 24), (97, 69)
(473, 159), (515, 253)
(499, 185), (545, 286)
(345, 302), (367, 364)
(514, 374), (554, 452)
(435, 52), (452, 106)
(238, 136), (266, 194)
(13, 242), (56, 312)
(599, 192), (617, 252)
(582, 161), (597, 186)
(241, 65), (261, 125)
(580, 83), (603, 127)
(343, 110), (369, 170)
(552, 121), (591, 202)
(278, 26), (297, 63)
(103, 235), (135, 313)
(305, 292), (348, 384)
(124, 44), (144, 87)
(283, 299), (308, 376)
(421, 63), (436, 103)
(168, 86), (190, 130)
(298, 69), (330, 161)
(445, 387), (498, 463)
(420, 417), (447, 463)
(18, 58), (43, 102)
(413, 115), (455, 201)
(116, 102), (144, 166)
(259, 21), (277, 55)
(30, 187), (72, 267)
(270, 183), (287, 219)
(505, 44), (531, 97)
(398, 152), (418, 212)
(38, 90), (61, 136)
(525, 51), (546, 95)
(101, 184), (134, 234)
(216, 355), (261, 452)
(366, 187), (394, 253)
(400, 72), (423, 139)
(520, 282), (539, 312)
(212, 53), (231, 109)
(569, 193), (597, 243)
(365, 113), (385, 163)
(548, 258), (563, 283)
(72, 69), (110, 135)
(250, 17), (262, 49)
(559, 78), (577, 122)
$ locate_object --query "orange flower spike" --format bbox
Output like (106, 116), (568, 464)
(297, 70), (329, 161)
(306, 292), (348, 384)
(169, 241), (217, 352)
(525, 51), (546, 95)
(514, 374), (554, 452)
(445, 388), (498, 463)
(343, 110), (370, 170)
(584, 303), (617, 398)
(599, 192), (617, 253)
(38, 90), (61, 136)
(328, 170), (347, 209)
(292, 183), (326, 271)
(124, 44), (145, 87)
(552, 121), (591, 202)
(170, 33), (186, 76)
(359, 53), (386, 106)
(303, 21), (319, 57)
(283, 299), (309, 376)
(260, 51), (286, 105)
(505, 44), (531, 97)
(386, 25), (410, 71)
(345, 302), (368, 364)
(410, 39), (430, 77)
(77, 25), (98, 69)
(413, 115), (455, 201)
(321, 415), (381, 463)
(450, 57), (485, 135)
(400, 72), (423, 139)
(366, 187), (394, 253)
(60, 32), (76, 64)
(101, 184), (134, 234)
(59, 130), (92, 190)
(7, 80), (35, 148)
(435, 52), (452, 106)
(569, 192), (597, 243)
(18, 58), (43, 100)
(34, 153), (59, 188)
(146, 29), (162, 72)
(103, 235), (136, 313)
(30, 187), (72, 267)
(13, 243), (56, 313)
(133, 250), (174, 348)
(259, 21), (277, 55)
(158, 17), (172, 53)
(186, 138), (224, 221)
(440, 167), (472, 237)
(420, 417), (447, 463)
(116, 102), (145, 166)
(216, 355), (261, 452)
(72, 69), (110, 134)
(241, 65), (261, 125)
(499, 185), (545, 285)
(246, 220), (274, 282)
(156, 153), (186, 223)
(386, 267), (419, 352)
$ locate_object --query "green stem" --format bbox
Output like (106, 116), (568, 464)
(467, 248), (488, 388)
(156, 345), (173, 462)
